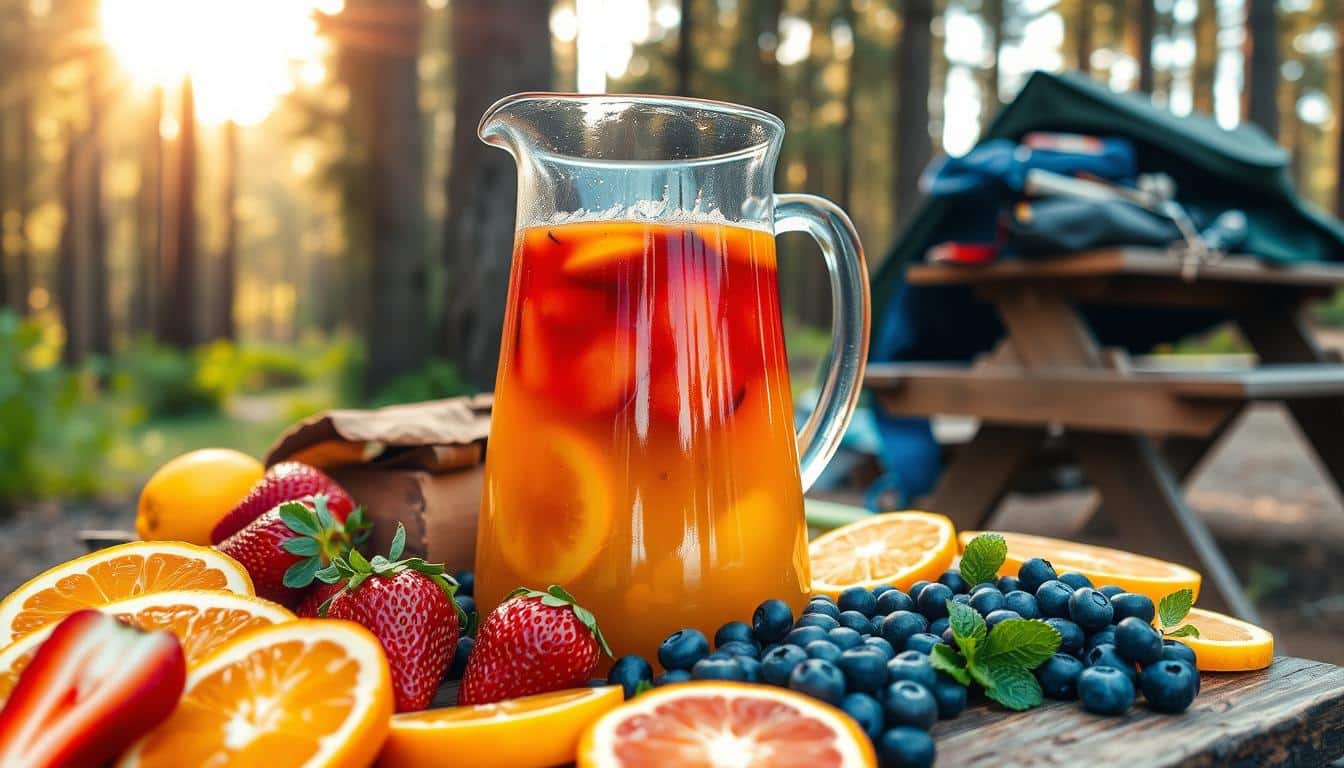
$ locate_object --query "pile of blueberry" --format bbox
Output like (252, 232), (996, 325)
(604, 558), (1200, 768)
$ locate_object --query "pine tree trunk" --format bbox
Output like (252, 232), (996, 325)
(159, 77), (198, 348)
(1336, 12), (1344, 218)
(1136, 0), (1156, 93)
(87, 61), (111, 359)
(0, 101), (8, 310)
(130, 87), (162, 336)
(1245, 0), (1279, 138)
(984, 0), (1004, 126)
(14, 7), (32, 315)
(438, 0), (553, 391)
(215, 120), (239, 341)
(58, 126), (81, 365)
(838, 0), (858, 213)
(1193, 0), (1217, 115)
(677, 0), (693, 96)
(1075, 0), (1094, 74)
(894, 0), (933, 227)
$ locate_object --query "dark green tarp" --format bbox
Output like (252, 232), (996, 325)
(871, 70), (1344, 316)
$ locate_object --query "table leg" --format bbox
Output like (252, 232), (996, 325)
(1071, 430), (1260, 622)
(920, 426), (1043, 532)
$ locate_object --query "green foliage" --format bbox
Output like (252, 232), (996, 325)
(112, 338), (225, 419)
(958, 532), (1007, 586)
(367, 359), (473, 407)
(1158, 588), (1200, 638)
(934, 597), (1062, 712)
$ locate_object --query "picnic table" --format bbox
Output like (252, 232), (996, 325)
(866, 247), (1344, 621)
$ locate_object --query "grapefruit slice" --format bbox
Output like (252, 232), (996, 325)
(958, 531), (1203, 604)
(809, 512), (957, 598)
(1173, 607), (1274, 672)
(578, 681), (875, 767)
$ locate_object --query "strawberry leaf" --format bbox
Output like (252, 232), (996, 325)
(312, 494), (336, 529)
(283, 556), (321, 589)
(278, 502), (320, 537)
(281, 537), (321, 557)
(389, 524), (406, 560)
(347, 548), (371, 572)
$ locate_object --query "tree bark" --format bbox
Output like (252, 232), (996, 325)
(1336, 12), (1344, 218)
(215, 120), (239, 341)
(1075, 0), (1094, 74)
(131, 87), (163, 336)
(0, 95), (8, 310)
(158, 77), (198, 348)
(1193, 0), (1217, 115)
(58, 125), (81, 365)
(677, 0), (693, 96)
(87, 59), (111, 359)
(14, 5), (32, 315)
(895, 0), (933, 227)
(1245, 0), (1279, 138)
(838, 0), (858, 213)
(1135, 0), (1156, 93)
(984, 0), (1004, 126)
(438, 0), (553, 391)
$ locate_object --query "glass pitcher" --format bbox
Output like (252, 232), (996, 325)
(473, 93), (869, 664)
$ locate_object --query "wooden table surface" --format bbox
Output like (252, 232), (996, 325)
(931, 656), (1344, 767)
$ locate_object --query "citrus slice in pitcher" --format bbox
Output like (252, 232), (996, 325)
(0, 541), (254, 643)
(558, 226), (650, 283)
(578, 681), (875, 768)
(809, 511), (957, 598)
(1172, 607), (1274, 672)
(492, 426), (615, 585)
(958, 531), (1203, 604)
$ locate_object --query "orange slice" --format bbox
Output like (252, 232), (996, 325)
(0, 589), (292, 705)
(0, 541), (254, 643)
(809, 511), (957, 598)
(117, 619), (393, 768)
(561, 231), (650, 281)
(1170, 607), (1274, 672)
(958, 531), (1203, 604)
(378, 686), (623, 768)
(491, 425), (614, 585)
(578, 681), (875, 767)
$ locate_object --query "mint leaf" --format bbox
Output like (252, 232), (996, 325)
(947, 600), (987, 661)
(980, 665), (1043, 711)
(1165, 624), (1201, 639)
(959, 533), (1007, 586)
(981, 619), (1061, 670)
(1158, 589), (1194, 628)
(930, 644), (971, 685)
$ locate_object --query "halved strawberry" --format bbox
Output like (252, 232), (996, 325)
(0, 610), (185, 768)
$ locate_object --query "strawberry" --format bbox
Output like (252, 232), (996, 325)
(295, 581), (342, 618)
(314, 525), (463, 712)
(216, 495), (370, 607)
(459, 585), (612, 705)
(210, 461), (353, 544)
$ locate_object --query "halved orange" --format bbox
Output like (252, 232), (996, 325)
(561, 230), (651, 281)
(958, 531), (1203, 605)
(378, 686), (623, 768)
(117, 619), (393, 768)
(1171, 607), (1274, 672)
(0, 541), (254, 643)
(809, 511), (957, 598)
(0, 589), (292, 705)
(578, 681), (875, 767)
(491, 425), (615, 586)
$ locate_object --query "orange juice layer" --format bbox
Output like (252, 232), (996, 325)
(476, 220), (811, 664)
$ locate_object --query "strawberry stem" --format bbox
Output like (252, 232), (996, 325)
(315, 523), (466, 626)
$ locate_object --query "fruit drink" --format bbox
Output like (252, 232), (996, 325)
(475, 218), (811, 664)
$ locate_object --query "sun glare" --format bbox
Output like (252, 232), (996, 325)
(100, 0), (336, 125)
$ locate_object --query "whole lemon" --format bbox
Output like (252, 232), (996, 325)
(136, 448), (265, 544)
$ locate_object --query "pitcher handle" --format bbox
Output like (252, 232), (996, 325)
(773, 194), (871, 491)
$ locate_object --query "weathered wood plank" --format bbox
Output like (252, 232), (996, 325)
(931, 657), (1344, 767)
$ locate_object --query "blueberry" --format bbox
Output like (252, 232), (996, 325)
(655, 669), (692, 686)
(1045, 618), (1085, 656)
(752, 599), (794, 644)
(1058, 572), (1093, 590)
(970, 582), (999, 595)
(796, 612), (841, 631)
(446, 636), (473, 680)
(876, 589), (915, 615)
(456, 595), (476, 621)
(951, 593), (972, 606)
(985, 609), (1021, 631)
(1160, 640), (1197, 667)
(715, 621), (754, 648)
(863, 636), (897, 660)
(785, 625), (829, 648)
(915, 583), (954, 620)
(840, 691), (885, 741)
(806, 640), (842, 663)
(879, 611), (927, 651)
(932, 675), (968, 718)
(658, 629), (710, 671)
(608, 655), (653, 699)
(1086, 644), (1138, 684)
(828, 627), (864, 651)
(1068, 588), (1114, 631)
(905, 633), (943, 655)
(1003, 590), (1041, 619)
(928, 617), (950, 637)
(454, 569), (474, 597)
(1035, 653), (1084, 699)
(1018, 557), (1058, 594)
(1114, 617), (1163, 665)
(736, 656), (762, 683)
(838, 586), (878, 617)
(1140, 659), (1198, 713)
(804, 598), (841, 620)
(871, 584), (896, 597)
(878, 726), (936, 768)
(716, 640), (761, 660)
(940, 627), (956, 647)
(1078, 665), (1136, 715)
(907, 580), (932, 603)
(788, 658), (846, 705)
(1035, 580), (1075, 619)
(881, 681), (938, 730)
(761, 644), (808, 686)
(1098, 585), (1127, 599)
(1085, 627), (1118, 655)
(838, 610), (874, 634)
(996, 575), (1021, 592)
(969, 588), (1006, 617)
(837, 648), (889, 694)
(886, 650), (937, 688)
(1110, 593), (1156, 624)
(938, 570), (970, 595)
(691, 655), (745, 681)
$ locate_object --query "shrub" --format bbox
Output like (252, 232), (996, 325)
(113, 339), (224, 419)
(368, 359), (474, 407)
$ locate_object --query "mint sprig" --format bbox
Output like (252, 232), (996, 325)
(930, 598), (1061, 711)
(1158, 588), (1200, 638)
(959, 532), (1007, 587)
